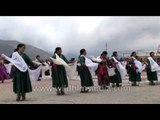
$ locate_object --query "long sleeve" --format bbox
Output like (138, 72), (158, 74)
(61, 55), (69, 64)
(79, 56), (85, 66)
(147, 59), (151, 70)
(23, 54), (34, 67)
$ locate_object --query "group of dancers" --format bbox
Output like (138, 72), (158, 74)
(0, 43), (160, 101)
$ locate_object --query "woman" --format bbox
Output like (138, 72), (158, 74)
(97, 51), (110, 89)
(0, 55), (10, 83)
(51, 47), (68, 95)
(110, 51), (122, 87)
(146, 52), (158, 85)
(11, 44), (34, 101)
(128, 52), (142, 86)
(78, 49), (94, 93)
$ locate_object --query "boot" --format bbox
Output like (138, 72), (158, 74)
(16, 93), (21, 101)
(22, 93), (26, 101)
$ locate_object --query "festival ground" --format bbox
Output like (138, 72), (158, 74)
(0, 72), (160, 104)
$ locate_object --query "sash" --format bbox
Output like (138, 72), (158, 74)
(148, 57), (160, 72)
(82, 55), (98, 75)
(50, 54), (77, 79)
(2, 52), (28, 72)
(112, 57), (127, 79)
(148, 57), (160, 81)
(89, 56), (102, 63)
(131, 56), (144, 73)
(2, 52), (42, 82)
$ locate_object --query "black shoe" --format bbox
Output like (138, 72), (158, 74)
(37, 79), (41, 81)
(80, 88), (85, 93)
(132, 81), (138, 86)
(101, 86), (108, 90)
(2, 80), (4, 83)
(84, 88), (89, 93)
(104, 86), (109, 89)
(61, 90), (65, 95)
(80, 88), (89, 93)
(16, 94), (21, 101)
(60, 88), (65, 95)
(80, 91), (85, 93)
(149, 82), (155, 85)
(112, 84), (115, 87)
(116, 83), (121, 87)
(22, 93), (26, 101)
(56, 91), (61, 95)
(131, 83), (136, 86)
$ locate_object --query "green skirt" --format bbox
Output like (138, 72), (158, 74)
(52, 65), (68, 88)
(129, 68), (141, 82)
(13, 70), (32, 94)
(110, 68), (122, 84)
(79, 66), (94, 87)
(147, 68), (158, 81)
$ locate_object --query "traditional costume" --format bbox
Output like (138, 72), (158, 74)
(2, 52), (41, 101)
(51, 54), (68, 95)
(128, 57), (143, 86)
(78, 55), (94, 92)
(0, 59), (10, 83)
(110, 56), (127, 87)
(146, 56), (159, 85)
(97, 56), (110, 89)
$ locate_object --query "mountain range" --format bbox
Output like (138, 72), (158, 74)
(0, 40), (52, 60)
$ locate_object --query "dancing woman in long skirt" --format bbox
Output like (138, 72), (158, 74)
(97, 51), (110, 89)
(110, 51), (122, 87)
(78, 49), (94, 93)
(128, 52), (142, 86)
(0, 55), (10, 83)
(51, 47), (69, 95)
(2, 44), (34, 101)
(146, 52), (158, 85)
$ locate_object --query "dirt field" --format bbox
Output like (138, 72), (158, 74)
(0, 73), (160, 104)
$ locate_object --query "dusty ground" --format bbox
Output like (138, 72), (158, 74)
(0, 72), (160, 104)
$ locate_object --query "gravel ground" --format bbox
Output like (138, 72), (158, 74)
(0, 72), (160, 104)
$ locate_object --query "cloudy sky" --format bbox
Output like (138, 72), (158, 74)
(0, 16), (160, 57)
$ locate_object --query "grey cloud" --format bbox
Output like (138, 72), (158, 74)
(0, 17), (160, 59)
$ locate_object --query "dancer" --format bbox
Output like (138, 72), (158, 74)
(110, 51), (123, 87)
(146, 52), (158, 85)
(78, 49), (94, 93)
(51, 47), (69, 95)
(97, 51), (110, 89)
(0, 55), (10, 83)
(128, 52), (142, 86)
(2, 44), (35, 101)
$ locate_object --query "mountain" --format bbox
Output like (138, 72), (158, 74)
(0, 40), (52, 60)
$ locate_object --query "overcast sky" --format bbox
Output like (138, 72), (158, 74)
(0, 16), (160, 57)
